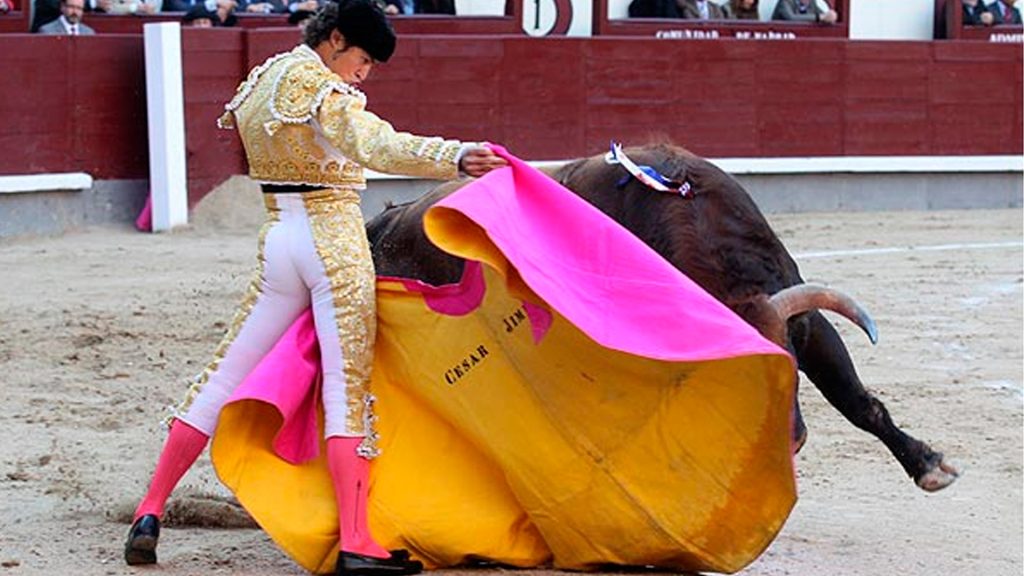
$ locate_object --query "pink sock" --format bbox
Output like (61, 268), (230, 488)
(327, 437), (390, 559)
(133, 419), (209, 520)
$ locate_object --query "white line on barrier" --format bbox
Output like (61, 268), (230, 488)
(794, 241), (1023, 260)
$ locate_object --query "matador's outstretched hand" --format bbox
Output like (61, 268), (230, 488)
(460, 146), (508, 178)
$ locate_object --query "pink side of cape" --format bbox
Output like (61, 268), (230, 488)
(135, 195), (152, 232)
(440, 145), (784, 362)
(227, 309), (322, 464)
(223, 148), (789, 463)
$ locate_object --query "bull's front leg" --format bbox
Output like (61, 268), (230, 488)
(790, 311), (960, 491)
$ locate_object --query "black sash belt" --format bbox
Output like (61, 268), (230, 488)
(261, 183), (324, 194)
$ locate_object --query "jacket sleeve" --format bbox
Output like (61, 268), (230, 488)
(316, 89), (465, 181)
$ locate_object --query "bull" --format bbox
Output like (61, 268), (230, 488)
(366, 142), (960, 492)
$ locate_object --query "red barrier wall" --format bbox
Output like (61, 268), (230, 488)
(182, 28), (248, 197)
(0, 35), (148, 177)
(0, 33), (1020, 207)
(363, 36), (1022, 160)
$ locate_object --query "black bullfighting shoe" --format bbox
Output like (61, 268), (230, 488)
(124, 514), (160, 565)
(336, 550), (423, 576)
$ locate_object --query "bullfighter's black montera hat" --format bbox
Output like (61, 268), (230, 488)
(334, 0), (396, 62)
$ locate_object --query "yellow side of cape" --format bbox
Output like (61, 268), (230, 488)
(212, 212), (796, 575)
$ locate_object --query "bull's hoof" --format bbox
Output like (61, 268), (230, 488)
(915, 457), (961, 492)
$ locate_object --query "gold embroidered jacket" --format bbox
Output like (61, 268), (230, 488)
(218, 44), (464, 189)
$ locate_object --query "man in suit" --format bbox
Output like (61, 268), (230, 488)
(678, 0), (725, 19)
(238, 0), (286, 13)
(962, 0), (995, 25)
(181, 0), (237, 23)
(37, 0), (96, 34)
(771, 0), (836, 23)
(989, 0), (1022, 24)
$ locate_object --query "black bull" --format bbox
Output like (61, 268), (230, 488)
(365, 143), (959, 492)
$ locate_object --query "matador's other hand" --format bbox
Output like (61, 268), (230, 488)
(459, 146), (508, 178)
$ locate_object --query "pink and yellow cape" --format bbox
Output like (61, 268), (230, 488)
(210, 148), (797, 575)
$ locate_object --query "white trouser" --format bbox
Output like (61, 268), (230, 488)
(175, 190), (377, 448)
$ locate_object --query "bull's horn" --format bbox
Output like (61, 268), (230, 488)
(769, 284), (879, 344)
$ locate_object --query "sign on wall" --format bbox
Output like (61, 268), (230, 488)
(522, 0), (591, 36)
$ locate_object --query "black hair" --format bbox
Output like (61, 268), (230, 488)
(303, 0), (396, 63)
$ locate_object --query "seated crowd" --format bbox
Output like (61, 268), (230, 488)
(961, 0), (1022, 25)
(626, 0), (1022, 26)
(627, 0), (838, 23)
(26, 0), (455, 32)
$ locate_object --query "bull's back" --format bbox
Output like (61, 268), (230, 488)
(552, 150), (803, 303)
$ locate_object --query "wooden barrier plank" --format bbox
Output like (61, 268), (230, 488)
(844, 102), (930, 155)
(845, 60), (929, 102)
(0, 133), (72, 173)
(930, 102), (1020, 155)
(671, 104), (759, 158)
(930, 61), (1016, 103)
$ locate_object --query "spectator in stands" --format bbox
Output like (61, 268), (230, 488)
(182, 0), (236, 23)
(37, 0), (96, 33)
(239, 0), (285, 13)
(383, 0), (454, 15)
(105, 0), (159, 13)
(287, 0), (322, 16)
(288, 6), (314, 25)
(163, 0), (221, 12)
(989, 0), (1022, 24)
(727, 0), (758, 19)
(182, 3), (214, 22)
(627, 0), (682, 18)
(679, 0), (726, 19)
(771, 0), (836, 23)
(0, 0), (15, 13)
(42, 0), (118, 21)
(961, 0), (994, 25)
(32, 0), (60, 30)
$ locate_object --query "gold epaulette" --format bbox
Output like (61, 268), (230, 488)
(216, 44), (367, 131)
(271, 59), (366, 125)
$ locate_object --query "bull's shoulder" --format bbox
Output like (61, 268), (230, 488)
(367, 178), (473, 285)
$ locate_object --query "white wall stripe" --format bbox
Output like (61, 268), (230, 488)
(364, 155), (1023, 181)
(0, 173), (93, 194)
(794, 241), (1023, 260)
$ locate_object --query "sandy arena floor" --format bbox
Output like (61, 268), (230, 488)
(0, 204), (1021, 576)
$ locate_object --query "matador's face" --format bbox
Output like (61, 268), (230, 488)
(327, 30), (376, 85)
